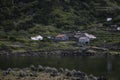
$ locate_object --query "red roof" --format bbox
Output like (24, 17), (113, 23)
(56, 34), (66, 38)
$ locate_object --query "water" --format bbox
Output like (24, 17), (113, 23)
(0, 55), (120, 80)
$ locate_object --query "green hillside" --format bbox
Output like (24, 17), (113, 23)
(1, 0), (120, 30)
(0, 0), (120, 52)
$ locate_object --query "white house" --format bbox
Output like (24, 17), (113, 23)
(31, 35), (43, 41)
(107, 18), (112, 21)
(117, 27), (120, 31)
(84, 33), (96, 39)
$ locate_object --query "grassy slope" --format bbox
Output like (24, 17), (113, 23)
(0, 0), (120, 52)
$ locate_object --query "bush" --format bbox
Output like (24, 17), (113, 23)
(0, 43), (11, 52)
(0, 31), (7, 38)
(8, 36), (16, 41)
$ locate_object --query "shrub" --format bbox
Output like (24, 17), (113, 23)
(8, 36), (16, 41)
(0, 43), (11, 52)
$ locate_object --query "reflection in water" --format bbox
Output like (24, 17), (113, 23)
(0, 56), (120, 80)
(107, 55), (112, 73)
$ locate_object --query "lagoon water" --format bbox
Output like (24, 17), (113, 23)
(0, 56), (120, 80)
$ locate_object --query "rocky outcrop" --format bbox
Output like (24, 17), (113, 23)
(0, 65), (107, 80)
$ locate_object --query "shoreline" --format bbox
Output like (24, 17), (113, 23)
(0, 65), (107, 80)
(0, 48), (120, 57)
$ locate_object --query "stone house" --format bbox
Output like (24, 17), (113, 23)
(74, 31), (84, 38)
(78, 37), (90, 46)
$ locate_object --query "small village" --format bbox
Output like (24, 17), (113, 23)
(0, 0), (120, 80)
(31, 31), (96, 47)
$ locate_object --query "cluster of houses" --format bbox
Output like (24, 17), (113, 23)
(31, 31), (96, 46)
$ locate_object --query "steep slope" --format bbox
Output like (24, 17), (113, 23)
(0, 0), (120, 31)
(0, 0), (120, 52)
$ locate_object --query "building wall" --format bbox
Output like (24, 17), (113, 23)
(55, 35), (69, 41)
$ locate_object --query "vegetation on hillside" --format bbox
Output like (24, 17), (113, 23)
(0, 0), (120, 52)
